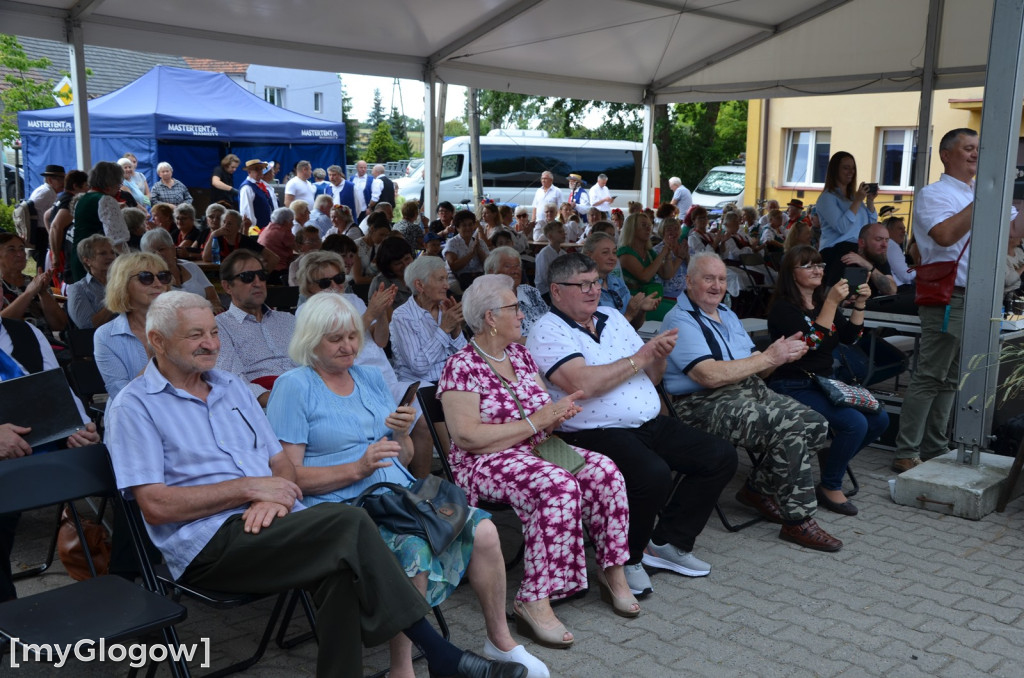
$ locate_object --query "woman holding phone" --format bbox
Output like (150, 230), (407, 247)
(816, 151), (878, 284)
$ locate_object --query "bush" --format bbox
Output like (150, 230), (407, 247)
(0, 201), (15, 234)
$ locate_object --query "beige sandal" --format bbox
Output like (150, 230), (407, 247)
(512, 600), (573, 649)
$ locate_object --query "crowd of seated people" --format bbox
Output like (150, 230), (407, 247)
(4, 152), (948, 678)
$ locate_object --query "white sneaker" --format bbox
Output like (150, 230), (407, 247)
(624, 562), (653, 596)
(642, 540), (711, 577)
(483, 638), (550, 678)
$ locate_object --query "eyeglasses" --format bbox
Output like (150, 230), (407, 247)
(494, 302), (521, 313)
(315, 273), (346, 289)
(229, 269), (268, 284)
(796, 263), (826, 271)
(132, 270), (173, 286)
(556, 279), (600, 294)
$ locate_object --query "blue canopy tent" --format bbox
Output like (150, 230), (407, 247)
(17, 65), (345, 196)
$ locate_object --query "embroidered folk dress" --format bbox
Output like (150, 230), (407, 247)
(437, 342), (630, 603)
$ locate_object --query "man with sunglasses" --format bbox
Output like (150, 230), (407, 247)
(660, 252), (842, 552)
(526, 253), (736, 598)
(214, 250), (297, 407)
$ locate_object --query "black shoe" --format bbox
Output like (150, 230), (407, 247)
(429, 650), (528, 678)
(815, 485), (859, 516)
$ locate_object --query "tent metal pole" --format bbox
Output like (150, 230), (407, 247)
(467, 88), (483, 211)
(952, 0), (1024, 465)
(423, 74), (436, 218)
(65, 18), (91, 171)
(640, 100), (655, 207)
(912, 0), (943, 197)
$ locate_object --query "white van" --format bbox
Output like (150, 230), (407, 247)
(690, 162), (746, 214)
(398, 130), (659, 209)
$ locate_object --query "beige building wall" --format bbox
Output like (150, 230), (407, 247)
(745, 87), (984, 227)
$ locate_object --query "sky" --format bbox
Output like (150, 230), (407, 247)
(341, 73), (467, 124)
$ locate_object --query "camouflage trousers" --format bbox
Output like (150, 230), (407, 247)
(672, 375), (828, 522)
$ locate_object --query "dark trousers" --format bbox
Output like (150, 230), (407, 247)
(181, 503), (431, 678)
(0, 512), (19, 601)
(561, 416), (737, 561)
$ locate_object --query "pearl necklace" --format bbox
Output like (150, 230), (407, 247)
(471, 338), (507, 362)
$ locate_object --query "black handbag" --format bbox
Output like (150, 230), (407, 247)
(352, 474), (470, 555)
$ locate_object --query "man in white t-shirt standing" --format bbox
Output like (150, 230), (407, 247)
(588, 173), (614, 217)
(284, 160), (315, 207)
(351, 160), (372, 222)
(668, 177), (691, 215)
(530, 171), (563, 222)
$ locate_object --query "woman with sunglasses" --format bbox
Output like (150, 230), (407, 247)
(766, 245), (888, 517)
(93, 252), (170, 399)
(141, 229), (223, 315)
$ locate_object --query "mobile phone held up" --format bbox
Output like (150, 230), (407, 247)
(864, 183), (879, 196)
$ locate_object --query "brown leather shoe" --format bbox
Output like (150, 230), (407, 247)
(735, 485), (784, 524)
(892, 457), (922, 473)
(779, 518), (843, 552)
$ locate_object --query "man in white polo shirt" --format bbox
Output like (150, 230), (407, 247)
(284, 160), (315, 207)
(530, 171), (563, 222)
(526, 253), (736, 598)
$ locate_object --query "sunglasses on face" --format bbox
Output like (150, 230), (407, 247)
(229, 269), (268, 283)
(132, 270), (172, 286)
(315, 273), (346, 289)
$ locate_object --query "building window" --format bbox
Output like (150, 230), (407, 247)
(313, 92), (323, 113)
(264, 87), (284, 107)
(783, 129), (831, 185)
(877, 128), (918, 189)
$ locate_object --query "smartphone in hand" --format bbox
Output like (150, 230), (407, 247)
(400, 381), (421, 407)
(844, 267), (870, 296)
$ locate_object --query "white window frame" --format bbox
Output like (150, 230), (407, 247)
(876, 128), (917, 190)
(313, 91), (323, 113)
(782, 128), (830, 187)
(264, 86), (285, 107)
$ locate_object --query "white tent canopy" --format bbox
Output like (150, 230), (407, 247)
(0, 0), (993, 105)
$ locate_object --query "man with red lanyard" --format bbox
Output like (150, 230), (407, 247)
(238, 159), (275, 235)
(892, 128), (993, 472)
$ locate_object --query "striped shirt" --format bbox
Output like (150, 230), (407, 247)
(390, 296), (466, 383)
(215, 304), (297, 400)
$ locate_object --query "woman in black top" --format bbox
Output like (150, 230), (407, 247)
(766, 245), (888, 516)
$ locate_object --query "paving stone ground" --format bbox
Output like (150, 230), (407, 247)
(5, 443), (1024, 677)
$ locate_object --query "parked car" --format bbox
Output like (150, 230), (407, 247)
(3, 163), (24, 203)
(691, 161), (746, 216)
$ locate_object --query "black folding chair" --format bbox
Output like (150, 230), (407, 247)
(417, 384), (525, 569)
(656, 381), (765, 532)
(264, 285), (300, 313)
(0, 445), (188, 676)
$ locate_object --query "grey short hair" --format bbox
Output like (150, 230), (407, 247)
(514, 205), (529, 216)
(327, 165), (343, 175)
(206, 203), (227, 219)
(296, 160), (311, 171)
(146, 290), (212, 339)
(271, 207), (294, 225)
(484, 246), (520, 274)
(668, 176), (681, 188)
(289, 292), (364, 367)
(157, 162), (173, 174)
(461, 274), (514, 334)
(290, 199), (310, 216)
(582, 231), (615, 256)
(174, 203), (195, 219)
(116, 158), (133, 169)
(548, 252), (594, 285)
(687, 251), (724, 278)
(314, 194), (333, 211)
(140, 228), (174, 252)
(88, 161), (125, 193)
(404, 255), (446, 293)
(597, 173), (608, 181)
(296, 251), (345, 297)
(122, 207), (147, 234)
(313, 168), (326, 180)
(77, 234), (113, 263)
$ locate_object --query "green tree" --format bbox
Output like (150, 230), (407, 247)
(474, 91), (543, 131)
(667, 101), (748, 191)
(364, 122), (402, 163)
(389, 106), (412, 158)
(444, 119), (469, 137)
(367, 88), (387, 129)
(340, 79), (361, 160)
(0, 34), (56, 146)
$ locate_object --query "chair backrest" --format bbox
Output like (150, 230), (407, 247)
(64, 327), (96, 360)
(0, 444), (115, 514)
(738, 252), (764, 267)
(265, 285), (300, 313)
(66, 359), (108, 402)
(416, 384), (455, 481)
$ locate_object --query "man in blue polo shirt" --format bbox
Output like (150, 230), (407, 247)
(662, 252), (843, 552)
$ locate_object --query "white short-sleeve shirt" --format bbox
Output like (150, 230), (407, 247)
(526, 307), (660, 432)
